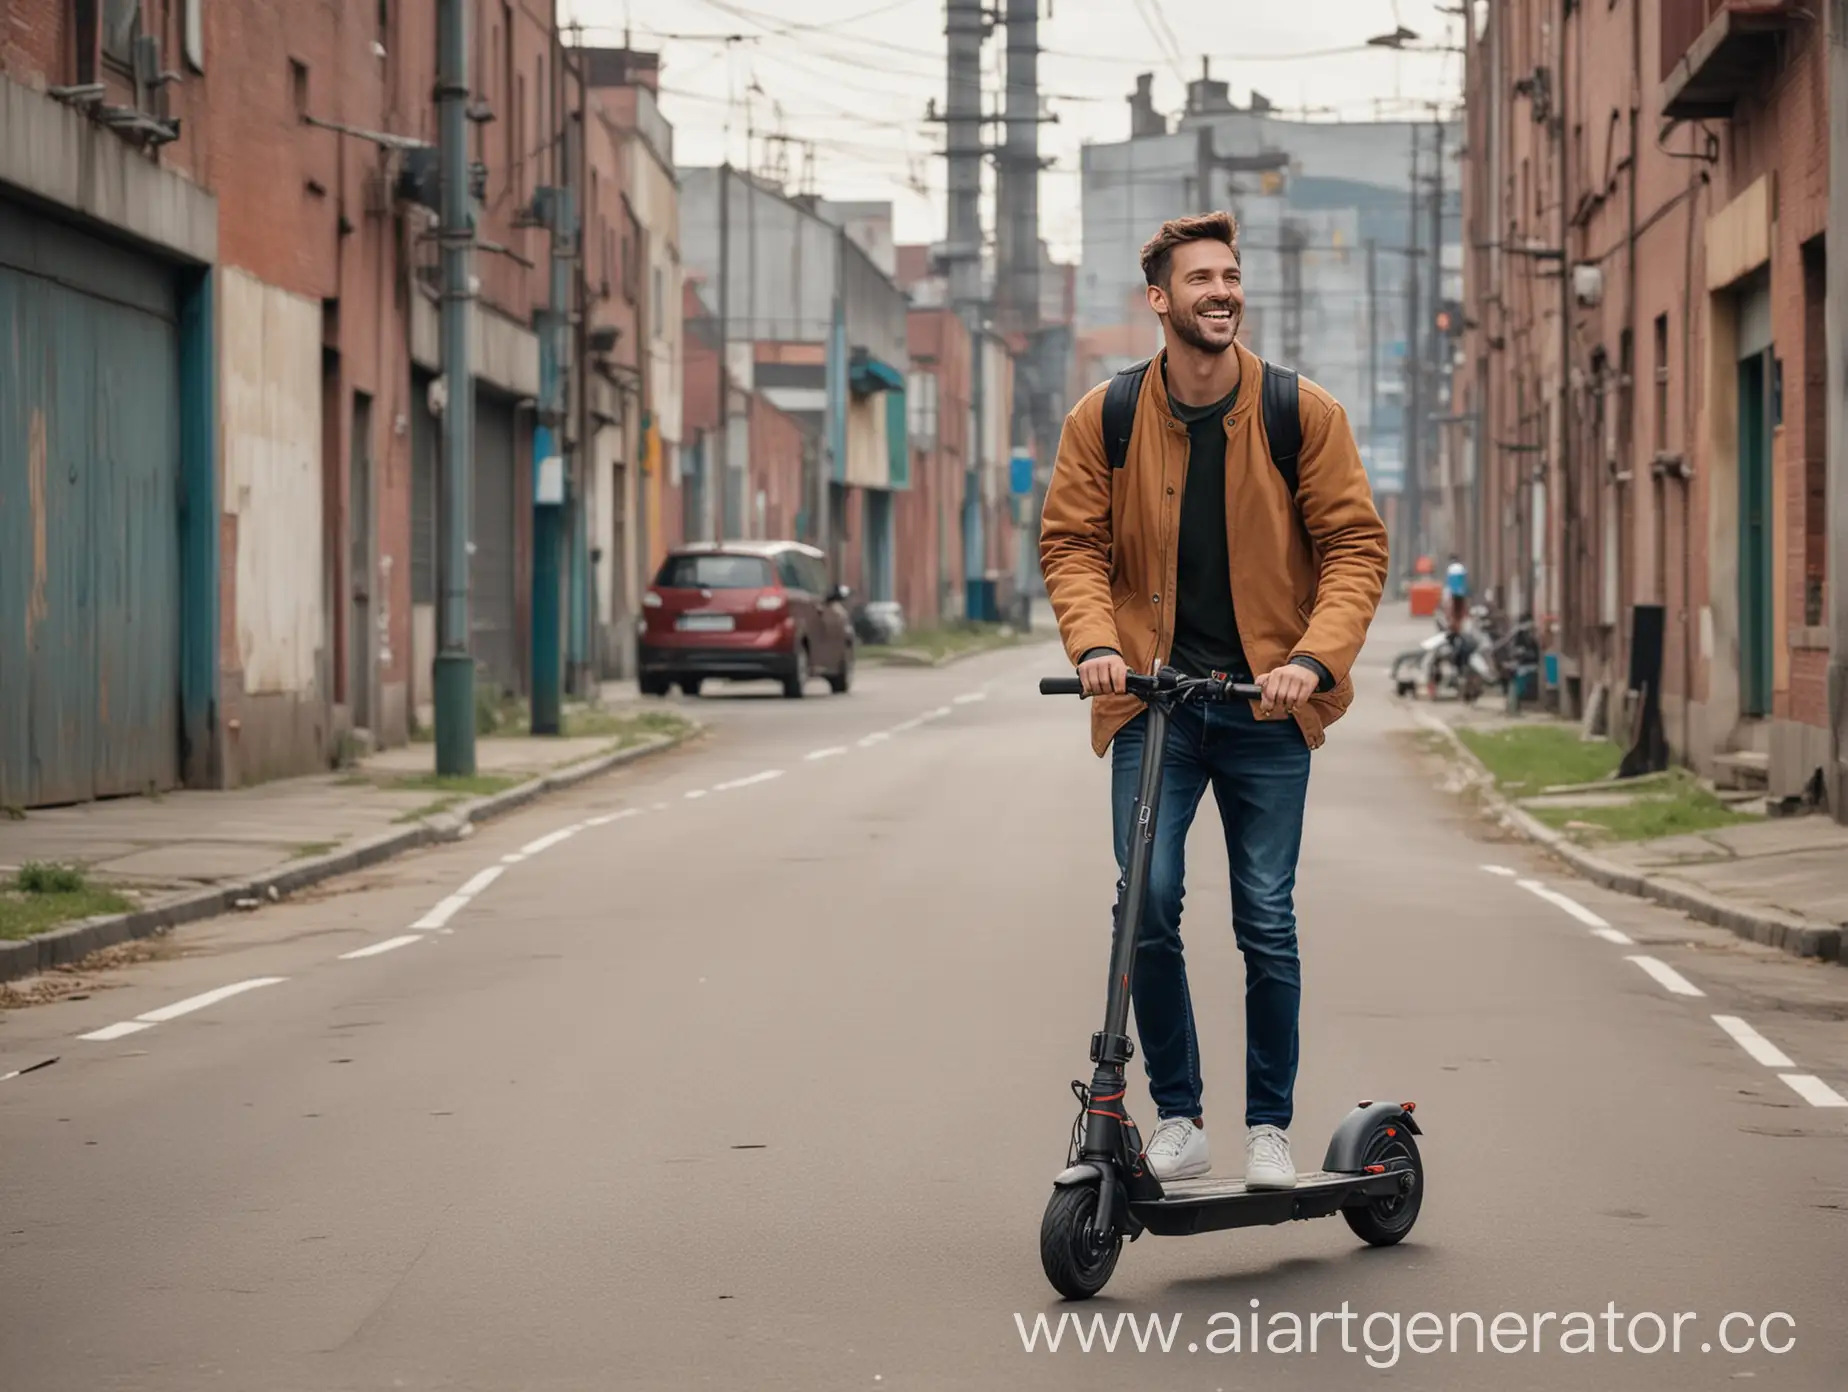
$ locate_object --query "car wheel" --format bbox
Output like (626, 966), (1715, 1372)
(827, 641), (854, 695)
(679, 677), (704, 697)
(639, 675), (671, 698)
(782, 643), (811, 699)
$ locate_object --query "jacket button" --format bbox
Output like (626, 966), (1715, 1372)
(1152, 594), (1161, 603)
(1167, 486), (1175, 495)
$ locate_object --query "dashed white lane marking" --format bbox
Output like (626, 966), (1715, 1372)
(1711, 1014), (1795, 1069)
(952, 692), (987, 705)
(923, 706), (951, 720)
(585, 809), (639, 827)
(890, 717), (924, 733)
(858, 732), (891, 747)
(806, 746), (847, 761)
(1480, 864), (1518, 877)
(412, 895), (472, 931)
(79, 1021), (155, 1043)
(78, 978), (289, 1034)
(520, 825), (584, 855)
(1591, 926), (1635, 946)
(500, 852), (528, 865)
(1779, 1074), (1848, 1108)
(1515, 878), (1611, 929)
(137, 977), (288, 1023)
(1625, 955), (1705, 997)
(684, 788), (708, 799)
(340, 934), (425, 961)
(714, 770), (784, 791)
(458, 866), (505, 897)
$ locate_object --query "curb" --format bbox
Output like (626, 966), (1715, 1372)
(863, 636), (1036, 669)
(1417, 715), (1845, 967)
(0, 724), (700, 987)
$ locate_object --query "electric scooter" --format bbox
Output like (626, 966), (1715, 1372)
(1035, 666), (1426, 1300)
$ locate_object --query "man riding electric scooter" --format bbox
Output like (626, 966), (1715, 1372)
(1040, 212), (1389, 1193)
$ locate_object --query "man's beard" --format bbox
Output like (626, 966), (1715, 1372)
(1168, 300), (1239, 354)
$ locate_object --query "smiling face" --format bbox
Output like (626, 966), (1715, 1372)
(1147, 238), (1244, 356)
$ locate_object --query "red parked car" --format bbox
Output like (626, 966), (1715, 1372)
(637, 541), (855, 699)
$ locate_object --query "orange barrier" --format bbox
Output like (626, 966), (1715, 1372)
(1407, 581), (1443, 617)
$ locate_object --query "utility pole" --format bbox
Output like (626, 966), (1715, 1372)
(999, 0), (1042, 632)
(1403, 124), (1423, 576)
(1365, 237), (1378, 465)
(1556, 0), (1573, 678)
(433, 0), (476, 775)
(530, 32), (574, 735)
(714, 162), (730, 543)
(944, 0), (987, 619)
(1826, 0), (1847, 820)
(1280, 218), (1306, 373)
(1428, 109), (1447, 558)
(568, 41), (592, 697)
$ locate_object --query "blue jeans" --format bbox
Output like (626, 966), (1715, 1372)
(1109, 702), (1311, 1130)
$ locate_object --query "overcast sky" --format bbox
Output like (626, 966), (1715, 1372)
(564, 0), (1465, 262)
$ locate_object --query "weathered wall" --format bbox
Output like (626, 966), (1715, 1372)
(218, 267), (329, 782)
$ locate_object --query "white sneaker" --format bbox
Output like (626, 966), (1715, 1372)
(1245, 1125), (1297, 1190)
(1144, 1116), (1211, 1181)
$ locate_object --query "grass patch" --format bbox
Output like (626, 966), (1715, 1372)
(385, 772), (518, 798)
(1528, 770), (1757, 843)
(563, 708), (692, 746)
(872, 620), (1022, 663)
(1455, 724), (1623, 796)
(395, 795), (464, 823)
(0, 863), (133, 941)
(292, 841), (340, 860)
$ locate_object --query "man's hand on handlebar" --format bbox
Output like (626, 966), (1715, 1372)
(1077, 650), (1129, 697)
(1254, 663), (1318, 716)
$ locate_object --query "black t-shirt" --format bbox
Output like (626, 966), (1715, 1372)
(1167, 375), (1249, 680)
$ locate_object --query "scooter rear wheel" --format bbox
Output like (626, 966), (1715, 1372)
(1040, 1183), (1121, 1300)
(1343, 1127), (1424, 1247)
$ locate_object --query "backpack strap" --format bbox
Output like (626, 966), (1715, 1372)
(1259, 360), (1302, 498)
(1104, 355), (1301, 499)
(1102, 357), (1152, 470)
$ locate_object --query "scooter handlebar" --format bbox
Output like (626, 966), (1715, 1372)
(1039, 672), (1266, 701)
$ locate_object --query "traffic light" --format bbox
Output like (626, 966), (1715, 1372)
(1432, 299), (1465, 337)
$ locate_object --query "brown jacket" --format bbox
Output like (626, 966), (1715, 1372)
(1039, 341), (1388, 756)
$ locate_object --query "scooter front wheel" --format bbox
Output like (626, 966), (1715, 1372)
(1040, 1183), (1122, 1300)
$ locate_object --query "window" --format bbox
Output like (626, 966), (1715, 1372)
(102, 0), (140, 66)
(654, 554), (772, 589)
(775, 553), (807, 592)
(515, 73), (526, 200)
(1802, 237), (1827, 626)
(653, 266), (664, 337)
(290, 58), (310, 118)
(500, 4), (513, 181)
(1652, 313), (1669, 453)
(799, 555), (832, 595)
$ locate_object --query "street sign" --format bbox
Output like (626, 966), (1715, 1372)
(1365, 442), (1404, 496)
(1009, 450), (1034, 496)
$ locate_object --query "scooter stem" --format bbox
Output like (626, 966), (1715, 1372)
(1080, 697), (1172, 1163)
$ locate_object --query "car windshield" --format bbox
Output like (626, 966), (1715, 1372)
(654, 554), (774, 589)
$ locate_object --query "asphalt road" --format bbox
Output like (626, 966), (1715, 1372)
(3, 629), (1846, 1390)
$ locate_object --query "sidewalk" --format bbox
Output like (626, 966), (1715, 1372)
(1417, 696), (1848, 965)
(0, 703), (695, 983)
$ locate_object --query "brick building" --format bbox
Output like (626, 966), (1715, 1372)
(1459, 0), (1833, 800)
(0, 1), (658, 809)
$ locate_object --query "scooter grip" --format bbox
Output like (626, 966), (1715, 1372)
(1039, 677), (1085, 695)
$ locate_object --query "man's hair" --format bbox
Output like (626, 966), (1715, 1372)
(1140, 211), (1239, 289)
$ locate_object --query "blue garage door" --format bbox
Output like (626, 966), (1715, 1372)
(0, 200), (182, 807)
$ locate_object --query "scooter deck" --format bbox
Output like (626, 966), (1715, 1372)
(1130, 1169), (1404, 1237)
